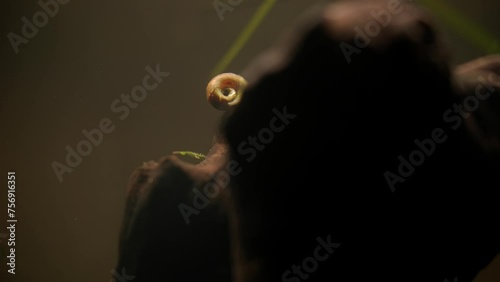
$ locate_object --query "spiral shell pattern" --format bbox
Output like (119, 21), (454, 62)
(206, 73), (247, 111)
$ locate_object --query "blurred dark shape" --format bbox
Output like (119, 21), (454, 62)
(114, 1), (500, 281)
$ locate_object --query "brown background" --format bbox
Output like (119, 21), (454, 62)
(0, 0), (499, 281)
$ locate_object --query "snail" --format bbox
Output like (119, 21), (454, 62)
(206, 73), (247, 111)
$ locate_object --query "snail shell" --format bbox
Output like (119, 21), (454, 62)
(206, 73), (247, 111)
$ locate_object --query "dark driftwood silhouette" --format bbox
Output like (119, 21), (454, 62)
(114, 1), (500, 281)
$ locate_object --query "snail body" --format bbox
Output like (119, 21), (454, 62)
(206, 73), (247, 110)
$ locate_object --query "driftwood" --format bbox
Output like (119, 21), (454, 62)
(114, 1), (500, 281)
